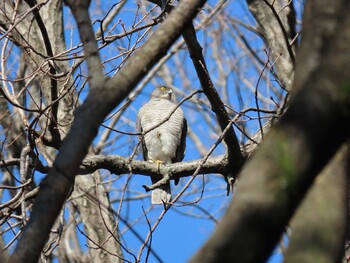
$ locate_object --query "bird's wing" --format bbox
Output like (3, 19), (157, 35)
(172, 117), (187, 185)
(136, 112), (148, 161)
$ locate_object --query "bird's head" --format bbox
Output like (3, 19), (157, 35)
(150, 86), (173, 100)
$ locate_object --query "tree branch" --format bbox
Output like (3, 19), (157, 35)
(80, 154), (228, 180)
(284, 143), (349, 263)
(247, 0), (296, 91)
(24, 0), (61, 146)
(181, 24), (244, 172)
(65, 0), (105, 86)
(262, 0), (296, 66)
(0, 154), (230, 186)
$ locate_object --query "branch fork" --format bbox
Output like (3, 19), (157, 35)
(142, 172), (171, 192)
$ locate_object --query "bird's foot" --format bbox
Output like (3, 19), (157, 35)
(155, 160), (164, 173)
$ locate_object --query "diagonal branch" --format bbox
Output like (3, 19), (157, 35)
(65, 0), (105, 86)
(182, 23), (244, 171)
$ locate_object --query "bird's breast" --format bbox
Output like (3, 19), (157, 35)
(138, 99), (184, 163)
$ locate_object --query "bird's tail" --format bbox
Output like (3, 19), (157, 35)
(151, 179), (171, 205)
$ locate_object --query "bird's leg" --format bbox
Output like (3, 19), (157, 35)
(155, 160), (164, 173)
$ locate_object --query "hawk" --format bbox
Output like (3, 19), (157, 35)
(137, 86), (187, 204)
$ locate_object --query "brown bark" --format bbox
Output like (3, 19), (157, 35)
(285, 144), (349, 263)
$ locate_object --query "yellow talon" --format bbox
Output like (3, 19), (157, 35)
(155, 160), (163, 172)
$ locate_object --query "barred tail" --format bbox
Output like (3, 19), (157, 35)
(151, 181), (171, 204)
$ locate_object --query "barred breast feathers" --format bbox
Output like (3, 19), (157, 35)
(138, 98), (185, 163)
(139, 99), (184, 132)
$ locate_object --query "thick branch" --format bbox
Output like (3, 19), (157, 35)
(0, 154), (228, 181)
(284, 143), (349, 263)
(80, 155), (228, 180)
(65, 0), (105, 85)
(247, 0), (296, 91)
(262, 0), (295, 66)
(292, 0), (344, 93)
(24, 0), (61, 145)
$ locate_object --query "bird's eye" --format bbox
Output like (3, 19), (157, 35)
(160, 86), (166, 91)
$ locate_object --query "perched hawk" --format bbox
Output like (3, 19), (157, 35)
(137, 86), (187, 204)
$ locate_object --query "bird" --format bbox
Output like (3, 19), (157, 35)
(136, 86), (187, 204)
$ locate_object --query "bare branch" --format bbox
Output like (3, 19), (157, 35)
(80, 154), (228, 180)
(65, 0), (105, 85)
(247, 0), (296, 91)
(182, 23), (244, 170)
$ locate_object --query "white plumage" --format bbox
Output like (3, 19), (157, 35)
(137, 87), (187, 204)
